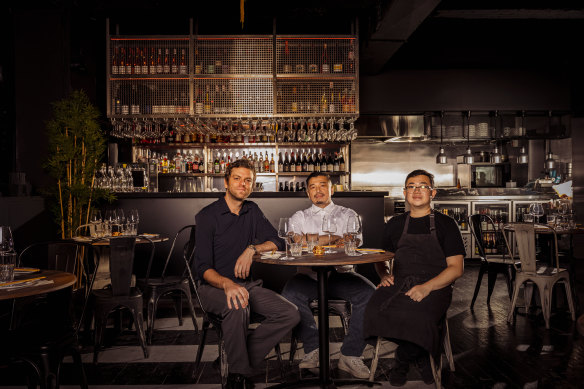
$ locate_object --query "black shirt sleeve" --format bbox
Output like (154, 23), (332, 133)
(252, 204), (285, 251)
(194, 208), (214, 281)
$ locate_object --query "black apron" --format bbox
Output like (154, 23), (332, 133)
(364, 211), (452, 358)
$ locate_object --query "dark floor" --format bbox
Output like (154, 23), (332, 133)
(1, 258), (584, 388)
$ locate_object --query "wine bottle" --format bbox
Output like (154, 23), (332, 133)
(327, 153), (334, 172)
(284, 152), (290, 172)
(339, 151), (345, 171)
(179, 48), (187, 74)
(171, 48), (178, 74)
(278, 152), (284, 172)
(112, 47), (119, 75)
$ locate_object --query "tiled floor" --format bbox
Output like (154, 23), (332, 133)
(2, 259), (584, 388)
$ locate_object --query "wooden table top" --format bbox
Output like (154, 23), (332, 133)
(254, 248), (393, 266)
(72, 234), (169, 245)
(0, 270), (76, 300)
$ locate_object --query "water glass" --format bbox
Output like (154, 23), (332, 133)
(546, 214), (556, 228)
(344, 240), (357, 256)
(523, 214), (534, 223)
(306, 233), (319, 253)
(0, 251), (17, 282)
(290, 242), (303, 257)
(0, 226), (14, 253)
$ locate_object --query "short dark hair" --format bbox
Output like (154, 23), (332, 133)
(405, 169), (435, 188)
(306, 172), (331, 187)
(225, 159), (255, 181)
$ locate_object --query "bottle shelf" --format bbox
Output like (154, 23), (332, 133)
(135, 142), (348, 148)
(278, 171), (346, 176)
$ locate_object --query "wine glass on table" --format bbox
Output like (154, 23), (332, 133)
(322, 214), (337, 254)
(0, 226), (14, 253)
(345, 214), (362, 256)
(128, 209), (140, 235)
(89, 209), (103, 238)
(278, 218), (294, 260)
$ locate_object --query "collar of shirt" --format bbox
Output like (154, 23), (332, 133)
(218, 196), (251, 216)
(310, 201), (335, 216)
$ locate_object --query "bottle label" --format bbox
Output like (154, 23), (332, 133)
(112, 65), (119, 75)
(295, 64), (305, 73)
(321, 64), (330, 73)
(179, 65), (187, 74)
(207, 64), (215, 74)
(333, 64), (343, 72)
(135, 66), (141, 75)
(163, 64), (170, 74)
(150, 66), (156, 75)
(171, 64), (178, 74)
(126, 65), (132, 74)
(142, 65), (148, 74)
(195, 65), (202, 74)
(308, 64), (318, 73)
(283, 64), (291, 73)
(119, 66), (126, 75)
(156, 65), (163, 73)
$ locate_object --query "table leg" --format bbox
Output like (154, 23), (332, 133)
(316, 268), (333, 388)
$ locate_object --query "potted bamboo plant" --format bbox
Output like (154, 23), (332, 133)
(45, 90), (114, 239)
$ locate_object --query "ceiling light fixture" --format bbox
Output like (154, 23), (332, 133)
(545, 110), (556, 170)
(436, 111), (448, 164)
(517, 110), (529, 164)
(491, 111), (502, 164)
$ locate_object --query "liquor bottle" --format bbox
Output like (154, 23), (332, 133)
(327, 153), (334, 172)
(220, 153), (226, 173)
(148, 153), (159, 192)
(284, 181), (290, 191)
(134, 47), (141, 75)
(339, 151), (345, 171)
(321, 87), (328, 113)
(329, 82), (335, 113)
(149, 48), (156, 75)
(295, 152), (302, 173)
(111, 47), (119, 75)
(269, 153), (275, 173)
(264, 153), (270, 173)
(119, 47), (126, 75)
(204, 85), (211, 114)
(291, 86), (298, 113)
(126, 47), (134, 75)
(194, 46), (202, 74)
(214, 50), (222, 74)
(171, 48), (178, 74)
(282, 40), (291, 73)
(284, 152), (290, 172)
(156, 48), (163, 74)
(140, 47), (148, 75)
(333, 43), (343, 73)
(214, 153), (220, 174)
(294, 41), (305, 73)
(302, 152), (308, 172)
(321, 43), (330, 73)
(308, 41), (318, 73)
(320, 153), (327, 172)
(163, 48), (170, 74)
(333, 152), (340, 172)
(295, 182), (301, 192)
(279, 182), (284, 192)
(290, 152), (296, 172)
(179, 48), (187, 74)
(347, 39), (355, 73)
(261, 126), (268, 143)
(278, 152), (284, 172)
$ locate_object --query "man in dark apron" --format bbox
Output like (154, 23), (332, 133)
(364, 169), (465, 386)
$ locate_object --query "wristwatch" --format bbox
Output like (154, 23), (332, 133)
(247, 245), (257, 253)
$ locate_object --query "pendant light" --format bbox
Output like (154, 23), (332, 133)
(517, 110), (529, 164)
(491, 111), (502, 164)
(463, 111), (474, 164)
(435, 111), (448, 164)
(545, 110), (556, 170)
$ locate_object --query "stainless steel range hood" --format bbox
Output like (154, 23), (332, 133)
(356, 115), (429, 142)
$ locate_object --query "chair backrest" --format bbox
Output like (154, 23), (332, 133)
(468, 214), (490, 259)
(144, 225), (195, 283)
(17, 241), (83, 273)
(109, 237), (137, 296)
(512, 223), (559, 272)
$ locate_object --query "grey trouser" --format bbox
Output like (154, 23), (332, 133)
(198, 280), (300, 375)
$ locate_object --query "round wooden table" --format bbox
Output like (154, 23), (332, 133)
(0, 270), (76, 300)
(255, 248), (393, 389)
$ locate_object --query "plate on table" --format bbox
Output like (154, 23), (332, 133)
(260, 251), (284, 259)
(140, 233), (160, 239)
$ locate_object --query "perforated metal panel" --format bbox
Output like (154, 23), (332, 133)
(275, 79), (356, 116)
(111, 79), (190, 116)
(194, 78), (273, 116)
(194, 36), (273, 75)
(276, 37), (356, 75)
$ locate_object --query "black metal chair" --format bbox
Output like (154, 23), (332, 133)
(136, 225), (199, 344)
(468, 214), (518, 309)
(288, 299), (351, 364)
(180, 234), (285, 387)
(91, 236), (151, 364)
(1, 240), (93, 389)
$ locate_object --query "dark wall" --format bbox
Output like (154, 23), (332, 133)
(13, 9), (70, 192)
(360, 69), (572, 113)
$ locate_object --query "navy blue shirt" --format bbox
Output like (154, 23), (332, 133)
(194, 197), (284, 284)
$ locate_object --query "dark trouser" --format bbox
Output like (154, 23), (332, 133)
(198, 280), (300, 375)
(394, 339), (426, 363)
(281, 271), (375, 357)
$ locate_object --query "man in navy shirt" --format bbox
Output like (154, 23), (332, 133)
(194, 158), (299, 388)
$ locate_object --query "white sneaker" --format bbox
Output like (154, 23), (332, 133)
(337, 354), (370, 379)
(299, 349), (319, 369)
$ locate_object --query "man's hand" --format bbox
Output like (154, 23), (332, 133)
(234, 247), (254, 279)
(223, 280), (249, 310)
(405, 283), (432, 302)
(377, 274), (394, 289)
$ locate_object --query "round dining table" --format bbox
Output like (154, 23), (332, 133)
(0, 270), (76, 301)
(255, 248), (393, 389)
